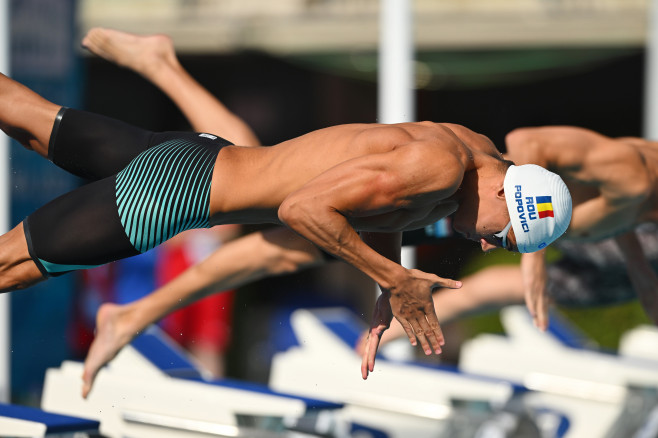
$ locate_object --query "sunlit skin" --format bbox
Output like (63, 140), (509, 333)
(0, 64), (521, 384)
(449, 169), (518, 252)
(72, 28), (587, 399)
(362, 126), (658, 353)
(481, 230), (517, 252)
(358, 165), (657, 354)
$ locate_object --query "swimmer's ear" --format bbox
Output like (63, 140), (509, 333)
(496, 184), (506, 200)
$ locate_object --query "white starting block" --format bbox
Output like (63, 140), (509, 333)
(619, 324), (658, 362)
(460, 305), (658, 390)
(269, 307), (581, 438)
(41, 325), (343, 438)
(0, 402), (99, 437)
(460, 305), (658, 437)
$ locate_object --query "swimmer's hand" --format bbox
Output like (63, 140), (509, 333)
(521, 251), (549, 331)
(355, 330), (368, 357)
(361, 269), (461, 379)
(361, 292), (392, 379)
(390, 269), (460, 355)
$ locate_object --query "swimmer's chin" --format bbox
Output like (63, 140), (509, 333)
(480, 238), (496, 252)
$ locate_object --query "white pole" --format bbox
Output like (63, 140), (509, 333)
(0, 0), (11, 403)
(645, 0), (658, 139)
(378, 0), (416, 268)
(379, 0), (414, 125)
(376, 1), (417, 362)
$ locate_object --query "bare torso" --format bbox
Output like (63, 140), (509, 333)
(208, 121), (500, 230)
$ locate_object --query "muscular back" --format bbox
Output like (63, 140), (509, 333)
(209, 122), (492, 226)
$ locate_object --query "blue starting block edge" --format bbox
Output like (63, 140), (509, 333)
(271, 307), (367, 353)
(130, 326), (204, 379)
(0, 403), (99, 434)
(130, 327), (343, 413)
(546, 310), (593, 350)
(403, 361), (531, 395)
(322, 317), (364, 349)
(199, 377), (344, 412)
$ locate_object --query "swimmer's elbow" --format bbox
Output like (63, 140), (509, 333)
(278, 195), (309, 229)
(279, 195), (338, 235)
(277, 197), (295, 226)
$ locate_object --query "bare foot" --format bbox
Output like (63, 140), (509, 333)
(81, 27), (179, 80)
(81, 302), (138, 398)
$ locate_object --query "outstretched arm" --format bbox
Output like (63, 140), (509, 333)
(82, 227), (325, 398)
(520, 250), (550, 330)
(615, 231), (658, 325)
(82, 28), (260, 146)
(278, 144), (463, 377)
(359, 232), (403, 379)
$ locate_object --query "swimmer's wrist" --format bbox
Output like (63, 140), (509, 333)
(376, 265), (408, 291)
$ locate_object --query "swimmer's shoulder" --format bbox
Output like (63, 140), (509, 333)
(433, 122), (501, 157)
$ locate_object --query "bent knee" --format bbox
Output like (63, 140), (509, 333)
(0, 124), (36, 151)
(0, 259), (45, 292)
(0, 223), (46, 291)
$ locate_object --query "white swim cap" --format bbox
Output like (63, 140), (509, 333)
(503, 164), (572, 253)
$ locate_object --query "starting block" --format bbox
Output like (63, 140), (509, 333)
(269, 307), (580, 438)
(42, 325), (343, 438)
(460, 305), (658, 437)
(0, 402), (99, 437)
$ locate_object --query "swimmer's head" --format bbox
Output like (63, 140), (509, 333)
(502, 164), (572, 253)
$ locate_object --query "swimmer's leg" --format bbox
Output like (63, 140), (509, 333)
(26, 133), (226, 278)
(82, 28), (261, 146)
(0, 223), (47, 292)
(82, 226), (325, 397)
(0, 72), (158, 180)
(0, 72), (60, 158)
(47, 107), (155, 180)
(0, 167), (144, 292)
(24, 175), (140, 278)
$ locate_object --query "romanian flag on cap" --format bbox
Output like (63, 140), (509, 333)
(536, 196), (554, 218)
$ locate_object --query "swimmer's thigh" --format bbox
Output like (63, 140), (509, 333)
(49, 107), (155, 180)
(23, 175), (140, 277)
